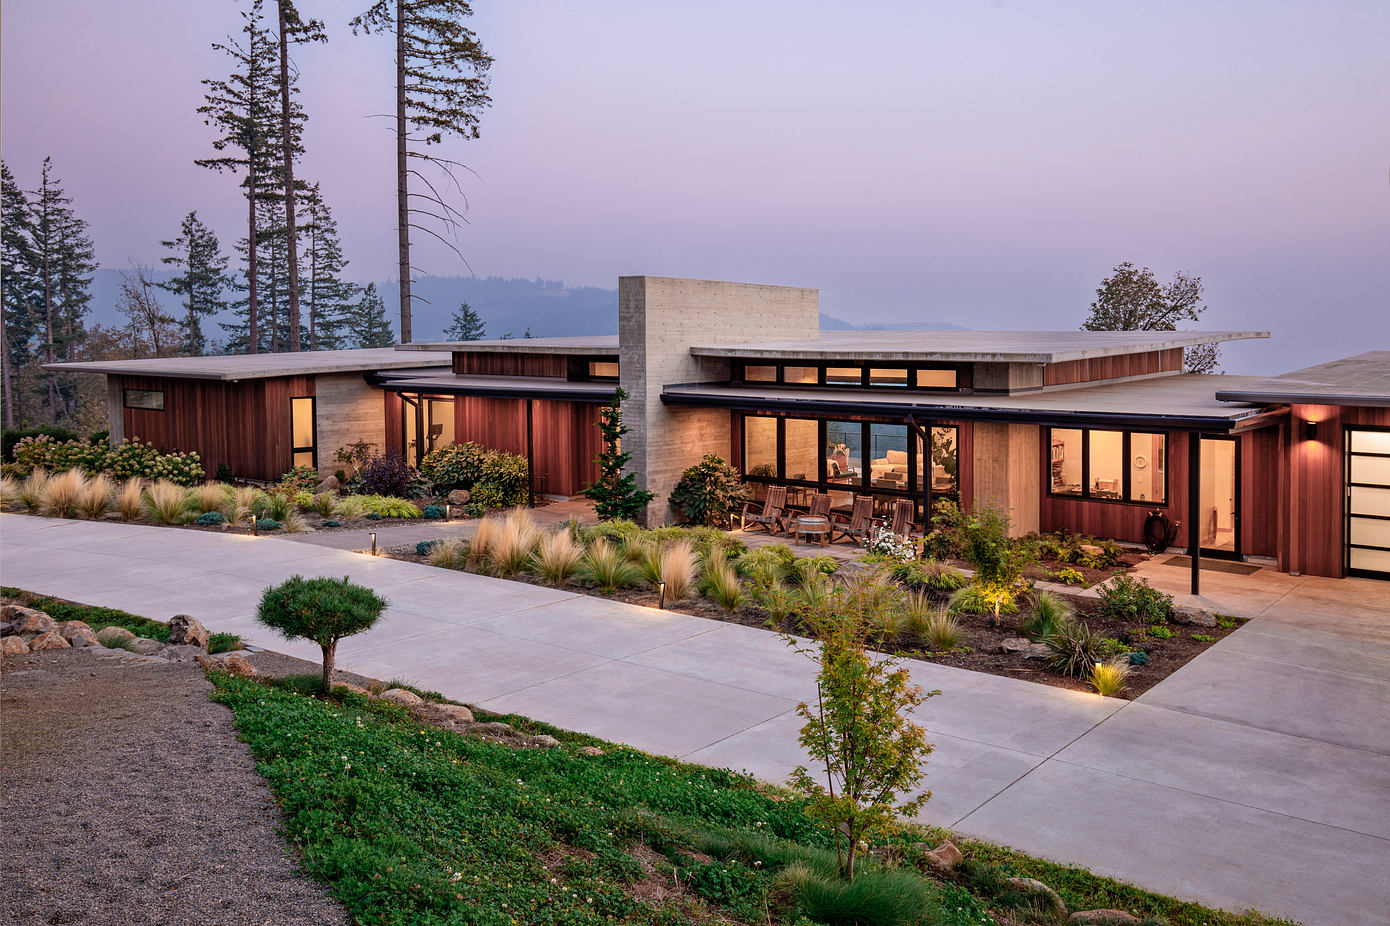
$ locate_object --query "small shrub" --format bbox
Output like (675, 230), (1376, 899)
(532, 530), (583, 585)
(2, 424), (79, 462)
(353, 451), (421, 498)
(76, 473), (116, 520)
(255, 518), (282, 531)
(187, 481), (229, 515)
(578, 539), (640, 594)
(415, 539), (441, 556)
(144, 479), (190, 524)
(1087, 657), (1133, 696)
(1192, 633), (1216, 643)
(921, 609), (961, 650)
(701, 551), (745, 612)
(116, 479), (145, 520)
(359, 496), (421, 519)
(1146, 625), (1175, 639)
(1046, 619), (1110, 677)
(421, 504), (446, 519)
(321, 519), (342, 528)
(866, 527), (917, 563)
(657, 539), (699, 600)
(778, 861), (937, 926)
(1018, 590), (1075, 640)
(40, 468), (87, 518)
(195, 511), (227, 526)
(207, 632), (242, 655)
(1053, 566), (1085, 585)
(949, 582), (1019, 616)
(418, 441), (488, 492)
(1127, 650), (1151, 666)
(256, 575), (387, 691)
(428, 537), (469, 570)
(667, 453), (749, 528)
(276, 465), (320, 495)
(1099, 574), (1173, 625)
(474, 450), (529, 509)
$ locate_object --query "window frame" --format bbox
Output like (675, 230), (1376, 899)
(567, 356), (620, 381)
(290, 396), (317, 470)
(123, 388), (165, 411)
(733, 361), (967, 392)
(1045, 427), (1168, 506)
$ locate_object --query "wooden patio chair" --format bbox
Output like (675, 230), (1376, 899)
(885, 498), (921, 543)
(741, 484), (788, 534)
(806, 492), (832, 520)
(830, 495), (880, 545)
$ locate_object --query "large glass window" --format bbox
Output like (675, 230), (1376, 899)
(826, 367), (863, 386)
(1048, 428), (1166, 504)
(868, 368), (909, 388)
(587, 361), (619, 379)
(916, 369), (958, 389)
(825, 421), (864, 481)
(291, 396), (316, 469)
(784, 366), (819, 384)
(743, 365), (777, 382)
(731, 362), (963, 391)
(425, 398), (455, 455)
(929, 426), (958, 496)
(784, 418), (820, 482)
(124, 389), (164, 411)
(744, 416), (777, 478)
(869, 424), (910, 491)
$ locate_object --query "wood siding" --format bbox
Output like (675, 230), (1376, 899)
(454, 396), (602, 497)
(1043, 348), (1183, 387)
(116, 373), (314, 482)
(452, 351), (568, 377)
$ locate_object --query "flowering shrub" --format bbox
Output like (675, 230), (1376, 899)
(13, 435), (204, 486)
(276, 465), (321, 495)
(866, 527), (917, 563)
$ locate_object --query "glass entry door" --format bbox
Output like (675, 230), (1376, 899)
(1199, 436), (1240, 558)
(1347, 428), (1390, 578)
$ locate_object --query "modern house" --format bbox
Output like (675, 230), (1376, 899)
(51, 276), (1389, 587)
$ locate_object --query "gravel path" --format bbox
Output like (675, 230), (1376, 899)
(0, 646), (353, 926)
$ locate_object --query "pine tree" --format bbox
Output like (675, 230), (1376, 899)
(351, 0), (492, 343)
(583, 387), (654, 521)
(159, 211), (234, 354)
(300, 185), (357, 350)
(1, 161), (40, 428)
(344, 282), (395, 348)
(30, 157), (94, 423)
(443, 301), (484, 340)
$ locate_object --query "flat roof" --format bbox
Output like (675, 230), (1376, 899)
(367, 372), (614, 403)
(1213, 351), (1390, 407)
(662, 374), (1280, 433)
(46, 348), (452, 382)
(689, 330), (1268, 364)
(397, 335), (619, 355)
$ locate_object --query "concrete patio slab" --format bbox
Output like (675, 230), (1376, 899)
(471, 594), (716, 659)
(624, 621), (823, 702)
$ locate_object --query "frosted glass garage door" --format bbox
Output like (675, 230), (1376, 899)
(1347, 429), (1390, 578)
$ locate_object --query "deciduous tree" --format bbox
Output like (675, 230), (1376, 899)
(1082, 261), (1221, 373)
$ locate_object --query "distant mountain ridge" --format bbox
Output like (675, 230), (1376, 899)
(85, 268), (963, 342)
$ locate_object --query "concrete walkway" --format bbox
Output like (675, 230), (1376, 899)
(2, 514), (1387, 926)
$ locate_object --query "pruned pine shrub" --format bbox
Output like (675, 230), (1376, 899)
(117, 479), (145, 521)
(428, 537), (470, 570)
(187, 481), (228, 515)
(1046, 618), (1109, 677)
(657, 539), (699, 600)
(532, 530), (583, 585)
(144, 479), (190, 524)
(20, 469), (49, 512)
(489, 508), (540, 577)
(578, 539), (640, 594)
(701, 551), (745, 613)
(256, 575), (386, 692)
(0, 475), (20, 510)
(921, 610), (962, 651)
(1086, 657), (1132, 696)
(41, 468), (88, 518)
(77, 473), (116, 520)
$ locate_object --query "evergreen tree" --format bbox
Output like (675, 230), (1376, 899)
(583, 387), (654, 521)
(159, 211), (234, 354)
(443, 301), (484, 340)
(30, 157), (95, 423)
(351, 0), (493, 343)
(1, 161), (40, 428)
(300, 185), (357, 350)
(344, 282), (395, 347)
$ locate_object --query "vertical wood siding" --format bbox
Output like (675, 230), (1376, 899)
(453, 396), (602, 497)
(1042, 348), (1183, 387)
(452, 352), (569, 377)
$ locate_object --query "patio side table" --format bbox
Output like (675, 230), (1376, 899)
(792, 515), (831, 547)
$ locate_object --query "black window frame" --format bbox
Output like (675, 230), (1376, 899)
(1046, 426), (1168, 506)
(733, 361), (967, 392)
(567, 356), (621, 381)
(123, 388), (165, 411)
(290, 395), (318, 470)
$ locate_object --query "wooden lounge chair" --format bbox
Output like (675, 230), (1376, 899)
(885, 498), (921, 544)
(806, 492), (832, 520)
(741, 484), (787, 534)
(830, 495), (880, 545)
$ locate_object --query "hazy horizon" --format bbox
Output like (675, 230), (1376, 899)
(3, 0), (1387, 375)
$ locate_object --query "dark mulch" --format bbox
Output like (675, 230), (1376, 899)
(0, 646), (352, 926)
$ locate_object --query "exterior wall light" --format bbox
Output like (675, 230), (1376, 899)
(1305, 420), (1318, 441)
(656, 580), (666, 609)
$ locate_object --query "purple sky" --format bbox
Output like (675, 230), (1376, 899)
(3, 0), (1387, 374)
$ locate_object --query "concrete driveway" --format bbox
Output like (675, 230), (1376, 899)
(2, 513), (1387, 925)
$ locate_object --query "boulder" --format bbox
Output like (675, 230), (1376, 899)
(59, 620), (94, 639)
(1172, 606), (1217, 628)
(922, 840), (964, 874)
(1000, 637), (1053, 659)
(1005, 878), (1066, 918)
(4, 607), (56, 635)
(213, 653), (258, 678)
(380, 687), (424, 707)
(1069, 911), (1140, 925)
(526, 734), (561, 749)
(1078, 543), (1105, 558)
(447, 489), (470, 506)
(432, 703), (474, 724)
(65, 628), (100, 648)
(473, 721), (517, 737)
(577, 746), (604, 757)
(1, 635), (30, 656)
(29, 631), (71, 652)
(158, 644), (206, 663)
(333, 682), (371, 696)
(317, 474), (340, 492)
(167, 614), (210, 650)
(125, 637), (165, 656)
(96, 626), (137, 648)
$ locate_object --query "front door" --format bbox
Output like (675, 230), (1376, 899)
(1200, 436), (1240, 559)
(1346, 427), (1390, 579)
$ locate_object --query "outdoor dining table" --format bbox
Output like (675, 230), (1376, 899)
(791, 515), (832, 547)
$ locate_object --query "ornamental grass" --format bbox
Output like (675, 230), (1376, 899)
(76, 473), (116, 520)
(428, 537), (470, 570)
(468, 514), (501, 567)
(920, 609), (962, 651)
(186, 481), (229, 515)
(40, 468), (87, 519)
(0, 475), (20, 510)
(532, 530), (583, 586)
(1086, 657), (1133, 697)
(577, 539), (640, 594)
(489, 508), (541, 577)
(116, 478), (145, 521)
(700, 550), (745, 613)
(656, 539), (699, 600)
(19, 469), (49, 512)
(144, 479), (189, 524)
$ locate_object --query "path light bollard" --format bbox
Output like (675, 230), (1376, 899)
(370, 532), (377, 556)
(657, 580), (666, 609)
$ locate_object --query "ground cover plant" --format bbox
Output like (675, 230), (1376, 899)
(2, 587), (242, 653)
(204, 671), (1296, 926)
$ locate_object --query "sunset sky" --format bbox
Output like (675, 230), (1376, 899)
(3, 0), (1386, 373)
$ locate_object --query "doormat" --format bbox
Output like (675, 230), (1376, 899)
(1161, 555), (1261, 575)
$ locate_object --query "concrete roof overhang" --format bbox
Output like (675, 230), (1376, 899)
(367, 371), (614, 403)
(45, 348), (451, 382)
(1213, 351), (1390, 407)
(397, 335), (618, 355)
(661, 374), (1284, 434)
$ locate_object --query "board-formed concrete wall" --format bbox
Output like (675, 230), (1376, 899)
(619, 276), (819, 525)
(971, 422), (1041, 536)
(315, 373), (387, 473)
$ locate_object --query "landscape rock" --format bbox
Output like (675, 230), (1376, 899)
(1078, 543), (1105, 558)
(96, 626), (137, 648)
(1172, 606), (1217, 627)
(1069, 911), (1140, 925)
(431, 703), (475, 724)
(4, 607), (56, 635)
(64, 628), (101, 648)
(1005, 878), (1066, 917)
(317, 474), (340, 492)
(59, 620), (94, 639)
(526, 734), (561, 749)
(28, 631), (71, 652)
(1000, 637), (1053, 659)
(447, 489), (470, 506)
(577, 746), (604, 757)
(472, 721), (516, 737)
(922, 840), (964, 874)
(332, 682), (371, 696)
(210, 653), (258, 678)
(167, 614), (210, 650)
(157, 644), (205, 663)
(1, 635), (30, 656)
(380, 687), (424, 707)
(125, 637), (165, 656)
